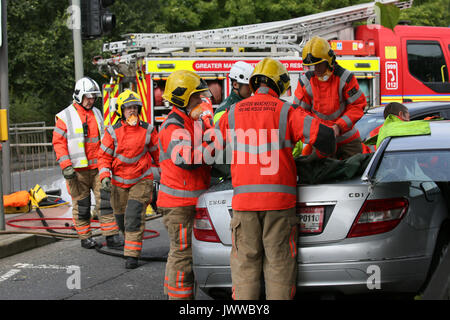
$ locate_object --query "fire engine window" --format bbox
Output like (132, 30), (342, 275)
(407, 41), (449, 83)
(357, 79), (371, 106)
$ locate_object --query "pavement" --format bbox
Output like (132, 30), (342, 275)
(0, 204), (74, 259)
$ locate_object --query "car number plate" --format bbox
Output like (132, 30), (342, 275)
(298, 207), (324, 234)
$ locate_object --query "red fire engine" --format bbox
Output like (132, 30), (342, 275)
(95, 1), (449, 127)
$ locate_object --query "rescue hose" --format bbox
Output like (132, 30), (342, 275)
(2, 208), (168, 262)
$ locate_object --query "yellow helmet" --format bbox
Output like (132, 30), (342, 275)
(249, 58), (290, 96)
(116, 90), (142, 118)
(302, 36), (335, 67)
(163, 70), (210, 108)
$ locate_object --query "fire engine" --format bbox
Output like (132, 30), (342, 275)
(94, 0), (450, 127)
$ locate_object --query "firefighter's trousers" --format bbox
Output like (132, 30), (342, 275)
(230, 208), (299, 300)
(111, 179), (153, 258)
(66, 169), (119, 240)
(159, 205), (196, 300)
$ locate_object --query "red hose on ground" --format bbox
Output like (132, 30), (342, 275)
(5, 217), (160, 240)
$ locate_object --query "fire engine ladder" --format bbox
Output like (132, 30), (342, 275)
(101, 0), (412, 57)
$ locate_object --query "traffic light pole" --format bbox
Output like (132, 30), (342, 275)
(71, 0), (84, 81)
(0, 0), (9, 229)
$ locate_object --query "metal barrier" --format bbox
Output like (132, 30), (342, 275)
(9, 122), (60, 192)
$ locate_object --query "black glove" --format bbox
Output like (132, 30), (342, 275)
(101, 177), (112, 192)
(62, 166), (76, 179)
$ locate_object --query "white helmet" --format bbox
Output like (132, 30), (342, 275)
(73, 77), (101, 103)
(229, 61), (254, 84)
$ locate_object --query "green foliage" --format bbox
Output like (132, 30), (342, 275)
(375, 2), (401, 31)
(400, 0), (450, 27)
(6, 0), (448, 125)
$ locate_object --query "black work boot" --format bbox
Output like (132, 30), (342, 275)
(106, 234), (123, 249)
(125, 257), (139, 269)
(81, 237), (100, 249)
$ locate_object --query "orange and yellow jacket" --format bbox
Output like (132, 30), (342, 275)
(216, 87), (336, 211)
(52, 103), (103, 171)
(294, 64), (366, 146)
(98, 119), (159, 189)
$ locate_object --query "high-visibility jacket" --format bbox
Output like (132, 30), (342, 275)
(98, 119), (159, 189)
(213, 90), (243, 124)
(157, 107), (212, 208)
(52, 103), (104, 170)
(293, 64), (366, 146)
(216, 87), (336, 211)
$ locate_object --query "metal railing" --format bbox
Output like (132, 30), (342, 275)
(9, 122), (60, 192)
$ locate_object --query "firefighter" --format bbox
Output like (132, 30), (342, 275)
(213, 61), (254, 123)
(98, 90), (159, 269)
(215, 58), (336, 300)
(294, 36), (367, 160)
(157, 70), (213, 300)
(52, 77), (121, 249)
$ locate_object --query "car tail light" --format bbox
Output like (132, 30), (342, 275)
(193, 207), (221, 243)
(347, 198), (408, 238)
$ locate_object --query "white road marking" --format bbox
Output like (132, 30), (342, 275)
(0, 269), (22, 283)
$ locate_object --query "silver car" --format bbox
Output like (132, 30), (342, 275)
(192, 120), (450, 299)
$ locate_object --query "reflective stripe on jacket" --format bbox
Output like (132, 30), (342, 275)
(293, 64), (366, 145)
(53, 103), (104, 169)
(157, 107), (211, 208)
(216, 87), (335, 211)
(98, 120), (159, 189)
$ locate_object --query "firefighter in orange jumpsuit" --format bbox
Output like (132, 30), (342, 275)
(52, 77), (121, 249)
(98, 90), (159, 269)
(294, 36), (367, 159)
(157, 70), (213, 299)
(216, 58), (336, 300)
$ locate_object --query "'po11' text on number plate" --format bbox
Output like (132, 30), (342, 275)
(298, 207), (324, 233)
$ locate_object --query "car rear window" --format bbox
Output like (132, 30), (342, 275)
(374, 150), (450, 182)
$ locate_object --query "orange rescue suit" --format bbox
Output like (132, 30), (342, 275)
(52, 103), (101, 170)
(157, 107), (212, 208)
(294, 64), (366, 146)
(216, 87), (336, 211)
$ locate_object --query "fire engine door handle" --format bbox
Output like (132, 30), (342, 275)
(441, 65), (447, 83)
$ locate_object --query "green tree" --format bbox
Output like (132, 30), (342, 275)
(6, 0), (448, 125)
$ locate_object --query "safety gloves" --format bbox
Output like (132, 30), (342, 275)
(101, 177), (112, 192)
(62, 166), (76, 179)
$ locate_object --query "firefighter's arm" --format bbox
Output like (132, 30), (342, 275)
(292, 79), (315, 116)
(335, 75), (366, 134)
(161, 123), (202, 170)
(52, 117), (72, 170)
(289, 107), (336, 157)
(97, 128), (115, 181)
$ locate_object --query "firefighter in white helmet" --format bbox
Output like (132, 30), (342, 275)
(52, 77), (122, 249)
(213, 61), (254, 124)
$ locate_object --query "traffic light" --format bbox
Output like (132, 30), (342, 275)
(81, 0), (116, 39)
